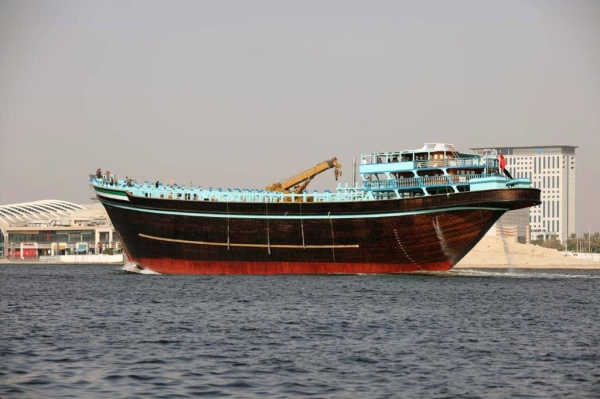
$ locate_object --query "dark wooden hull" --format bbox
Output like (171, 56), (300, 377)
(97, 188), (540, 274)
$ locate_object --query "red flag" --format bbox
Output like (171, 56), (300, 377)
(498, 153), (506, 171)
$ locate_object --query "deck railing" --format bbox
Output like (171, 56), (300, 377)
(364, 173), (497, 191)
(360, 155), (495, 169)
(91, 171), (505, 202)
(91, 178), (367, 203)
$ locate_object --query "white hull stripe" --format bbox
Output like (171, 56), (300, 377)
(140, 233), (359, 249)
(102, 200), (509, 220)
(96, 191), (130, 202)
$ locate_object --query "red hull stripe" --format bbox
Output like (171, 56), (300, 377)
(135, 258), (453, 274)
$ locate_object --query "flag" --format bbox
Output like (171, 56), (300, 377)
(498, 153), (506, 171)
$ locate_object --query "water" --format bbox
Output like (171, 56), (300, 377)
(1, 264), (599, 398)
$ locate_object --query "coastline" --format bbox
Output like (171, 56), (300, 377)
(0, 260), (126, 266)
(454, 263), (600, 270)
(1, 236), (598, 270)
(0, 254), (126, 266)
(456, 235), (600, 269)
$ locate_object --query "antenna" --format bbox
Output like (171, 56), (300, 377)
(352, 156), (356, 187)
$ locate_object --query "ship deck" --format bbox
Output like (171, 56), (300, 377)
(92, 179), (366, 203)
(90, 173), (522, 204)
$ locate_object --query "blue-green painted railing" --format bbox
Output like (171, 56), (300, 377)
(91, 169), (516, 203)
(364, 173), (499, 191)
(91, 179), (367, 203)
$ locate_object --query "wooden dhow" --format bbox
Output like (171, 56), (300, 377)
(90, 143), (540, 274)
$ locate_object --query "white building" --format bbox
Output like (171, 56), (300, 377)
(0, 200), (121, 258)
(472, 145), (577, 243)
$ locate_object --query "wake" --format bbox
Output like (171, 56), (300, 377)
(450, 269), (600, 279)
(120, 262), (161, 275)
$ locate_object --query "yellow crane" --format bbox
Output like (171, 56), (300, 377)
(266, 157), (342, 196)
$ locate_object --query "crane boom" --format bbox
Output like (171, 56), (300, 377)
(266, 157), (342, 194)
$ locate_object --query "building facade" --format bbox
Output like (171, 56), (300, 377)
(472, 145), (577, 243)
(0, 200), (121, 259)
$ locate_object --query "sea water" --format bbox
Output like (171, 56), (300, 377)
(1, 264), (599, 398)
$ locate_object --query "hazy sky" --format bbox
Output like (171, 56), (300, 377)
(1, 0), (599, 232)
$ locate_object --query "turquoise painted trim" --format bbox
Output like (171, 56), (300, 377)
(507, 179), (531, 188)
(360, 162), (414, 174)
(93, 185), (130, 202)
(470, 176), (509, 191)
(94, 186), (128, 196)
(101, 200), (509, 220)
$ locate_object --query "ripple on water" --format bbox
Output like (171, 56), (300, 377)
(0, 264), (599, 398)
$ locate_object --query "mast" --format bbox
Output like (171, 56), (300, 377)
(353, 156), (356, 188)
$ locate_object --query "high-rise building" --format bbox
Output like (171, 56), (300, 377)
(471, 145), (577, 243)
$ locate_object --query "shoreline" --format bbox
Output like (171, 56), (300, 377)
(0, 261), (598, 270)
(454, 263), (600, 270)
(456, 235), (600, 270)
(2, 235), (599, 270)
(0, 260), (126, 266)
